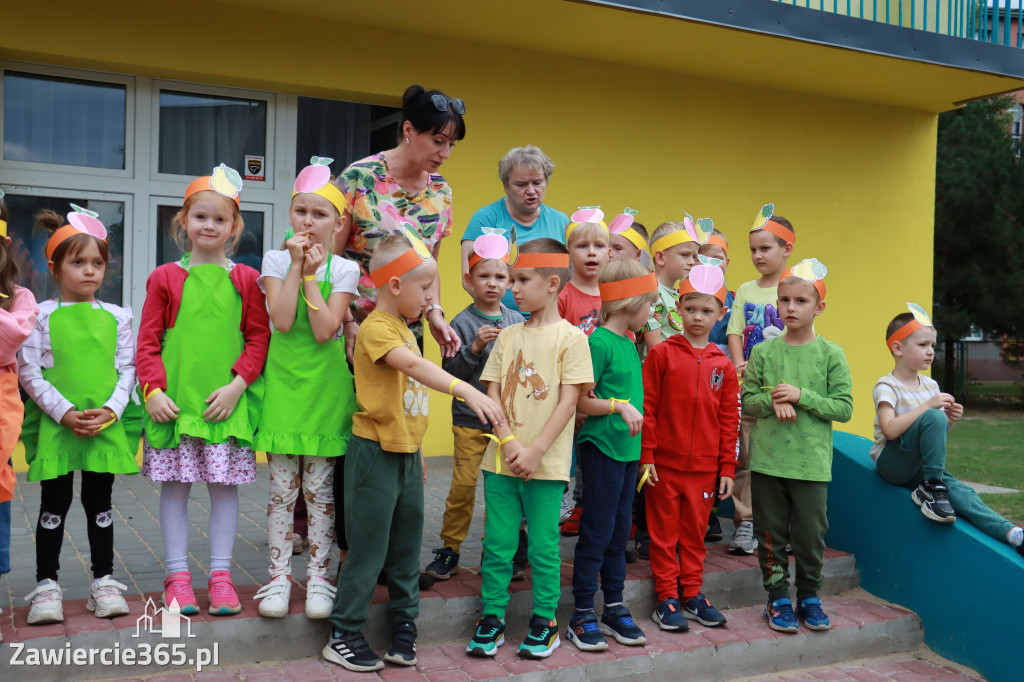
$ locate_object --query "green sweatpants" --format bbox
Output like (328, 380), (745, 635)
(481, 472), (563, 620)
(329, 435), (423, 633)
(751, 472), (828, 600)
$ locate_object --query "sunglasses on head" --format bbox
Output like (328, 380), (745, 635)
(430, 94), (466, 115)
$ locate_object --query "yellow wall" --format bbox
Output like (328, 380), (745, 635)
(3, 0), (938, 461)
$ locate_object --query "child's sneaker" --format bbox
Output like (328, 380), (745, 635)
(911, 479), (956, 523)
(162, 571), (199, 615)
(466, 614), (505, 657)
(25, 580), (63, 624)
(683, 592), (727, 627)
(87, 575), (130, 618)
(729, 520), (758, 555)
(424, 547), (460, 580)
(559, 489), (573, 524)
(763, 597), (800, 633)
(560, 506), (582, 536)
(254, 576), (291, 618)
(566, 610), (608, 652)
(305, 576), (335, 619)
(322, 629), (384, 672)
(795, 595), (831, 631)
(652, 597), (688, 631)
(705, 514), (724, 542)
(383, 621), (417, 666)
(635, 529), (650, 560)
(207, 570), (241, 616)
(518, 614), (559, 659)
(599, 604), (647, 645)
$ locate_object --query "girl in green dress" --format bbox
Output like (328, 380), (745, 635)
(19, 206), (138, 625)
(253, 158), (359, 619)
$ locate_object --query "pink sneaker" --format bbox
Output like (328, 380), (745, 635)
(162, 572), (200, 615)
(208, 570), (241, 616)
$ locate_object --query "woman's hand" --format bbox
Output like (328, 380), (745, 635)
(146, 392), (180, 423)
(203, 375), (248, 422)
(427, 310), (461, 358)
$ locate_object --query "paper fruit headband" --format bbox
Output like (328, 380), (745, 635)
(599, 271), (657, 302)
(651, 212), (713, 255)
(886, 302), (933, 351)
(468, 228), (511, 271)
(678, 255), (728, 305)
(45, 204), (109, 260)
(750, 203), (795, 245)
(184, 163), (243, 207)
(780, 257), (827, 302)
(369, 211), (434, 288)
(506, 223), (570, 269)
(609, 207), (652, 264)
(565, 206), (609, 242)
(293, 156), (347, 217)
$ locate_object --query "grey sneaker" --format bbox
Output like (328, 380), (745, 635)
(729, 520), (758, 555)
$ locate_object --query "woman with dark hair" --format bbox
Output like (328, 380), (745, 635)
(334, 84), (466, 356)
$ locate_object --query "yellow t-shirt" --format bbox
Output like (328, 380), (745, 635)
(480, 320), (594, 481)
(351, 309), (430, 453)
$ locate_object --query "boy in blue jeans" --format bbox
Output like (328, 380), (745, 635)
(872, 304), (1024, 556)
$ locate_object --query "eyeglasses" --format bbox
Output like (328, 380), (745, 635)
(430, 94), (466, 115)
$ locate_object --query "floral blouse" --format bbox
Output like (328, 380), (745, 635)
(339, 152), (454, 335)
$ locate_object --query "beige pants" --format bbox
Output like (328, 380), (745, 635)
(267, 454), (336, 579)
(440, 426), (489, 553)
(733, 413), (755, 524)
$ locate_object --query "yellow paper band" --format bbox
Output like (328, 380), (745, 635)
(299, 285), (320, 311)
(0, 219), (7, 238)
(650, 230), (695, 255)
(483, 433), (518, 472)
(449, 378), (465, 402)
(609, 397), (630, 414)
(302, 275), (316, 281)
(637, 465), (651, 493)
(620, 227), (650, 256)
(311, 183), (348, 217)
(96, 415), (118, 432)
(0, 293), (8, 299)
(144, 386), (163, 402)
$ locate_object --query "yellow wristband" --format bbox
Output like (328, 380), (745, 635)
(499, 434), (517, 445)
(609, 397), (629, 414)
(144, 387), (163, 403)
(96, 414), (118, 432)
(302, 275), (316, 281)
(449, 378), (465, 403)
(483, 433), (518, 472)
(637, 464), (651, 493)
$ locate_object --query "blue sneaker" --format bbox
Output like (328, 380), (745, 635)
(683, 593), (728, 627)
(652, 597), (689, 631)
(566, 610), (608, 652)
(599, 604), (646, 645)
(795, 595), (831, 631)
(763, 597), (800, 633)
(466, 614), (505, 657)
(518, 614), (560, 659)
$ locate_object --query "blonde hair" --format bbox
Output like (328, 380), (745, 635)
(171, 191), (245, 255)
(566, 221), (609, 249)
(369, 234), (415, 271)
(599, 258), (659, 323)
(648, 221), (686, 250)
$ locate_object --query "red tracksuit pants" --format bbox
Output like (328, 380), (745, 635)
(645, 469), (718, 602)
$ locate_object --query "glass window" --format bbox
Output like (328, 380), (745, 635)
(3, 71), (126, 169)
(155, 204), (264, 270)
(158, 90), (267, 177)
(295, 97), (400, 174)
(3, 194), (124, 305)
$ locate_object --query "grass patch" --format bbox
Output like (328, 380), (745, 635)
(946, 409), (1024, 527)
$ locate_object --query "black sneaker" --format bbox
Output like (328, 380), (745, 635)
(625, 547), (637, 564)
(383, 621), (417, 666)
(565, 610), (608, 652)
(424, 547), (460, 580)
(912, 479), (956, 523)
(518, 614), (560, 659)
(705, 514), (724, 542)
(466, 614), (505, 657)
(322, 630), (384, 672)
(635, 530), (650, 560)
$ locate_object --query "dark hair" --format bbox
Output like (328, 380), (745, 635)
(0, 198), (16, 311)
(402, 84), (466, 141)
(35, 209), (110, 276)
(886, 312), (918, 343)
(768, 214), (795, 247)
(517, 238), (569, 292)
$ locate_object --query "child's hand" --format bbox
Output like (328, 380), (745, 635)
(773, 401), (797, 422)
(574, 412), (588, 430)
(947, 401), (964, 424)
(204, 376), (247, 422)
(642, 463), (659, 488)
(471, 325), (501, 354)
(422, 453), (428, 483)
(770, 383), (801, 404)
(718, 475), (735, 500)
(735, 361), (747, 379)
(146, 392), (180, 423)
(285, 231), (311, 266)
(927, 392), (956, 411)
(616, 401), (643, 437)
(60, 409), (95, 437)
(507, 444), (542, 481)
(81, 407), (117, 436)
(462, 389), (506, 428)
(302, 243), (326, 277)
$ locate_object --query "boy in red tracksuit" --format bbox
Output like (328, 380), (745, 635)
(641, 258), (739, 632)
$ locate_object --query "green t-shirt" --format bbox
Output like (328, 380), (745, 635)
(578, 327), (643, 462)
(740, 335), (853, 482)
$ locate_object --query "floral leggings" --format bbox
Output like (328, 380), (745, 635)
(267, 454), (336, 579)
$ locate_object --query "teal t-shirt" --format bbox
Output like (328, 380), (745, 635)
(740, 335), (854, 482)
(578, 327), (643, 462)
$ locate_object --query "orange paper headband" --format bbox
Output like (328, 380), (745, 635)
(650, 229), (695, 255)
(599, 273), (657, 302)
(781, 262), (826, 302)
(370, 248), (432, 288)
(511, 253), (570, 269)
(678, 278), (728, 305)
(46, 205), (109, 260)
(185, 164), (243, 207)
(759, 219), (795, 245)
(886, 303), (933, 351)
(705, 234), (729, 254)
(468, 250), (510, 271)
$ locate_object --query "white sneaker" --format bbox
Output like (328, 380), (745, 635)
(559, 490), (573, 525)
(254, 576), (291, 618)
(25, 580), (64, 624)
(305, 576), (336, 619)
(729, 521), (758, 555)
(87, 576), (130, 618)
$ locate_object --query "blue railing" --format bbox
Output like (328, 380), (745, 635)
(771, 1), (1024, 47)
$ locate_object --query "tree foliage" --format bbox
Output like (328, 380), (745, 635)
(934, 96), (1024, 389)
